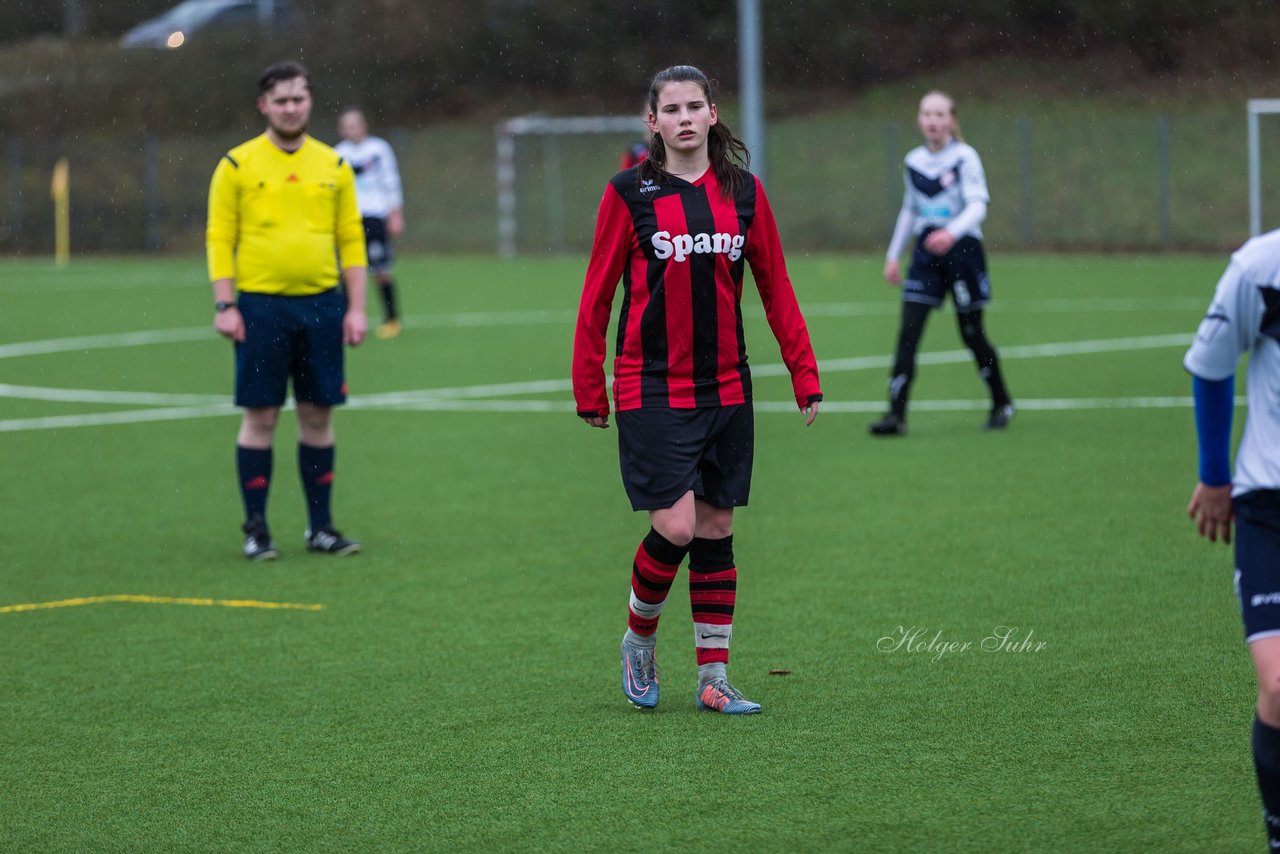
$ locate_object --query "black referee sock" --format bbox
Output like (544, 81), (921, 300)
(1254, 716), (1280, 847)
(298, 443), (335, 532)
(379, 280), (399, 322)
(236, 445), (272, 523)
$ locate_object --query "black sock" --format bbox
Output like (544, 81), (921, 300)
(380, 280), (398, 322)
(959, 311), (1012, 408)
(236, 446), (272, 523)
(1254, 717), (1280, 847)
(298, 443), (335, 532)
(889, 301), (931, 418)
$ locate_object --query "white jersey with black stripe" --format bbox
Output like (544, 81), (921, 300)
(334, 135), (403, 219)
(901, 139), (990, 239)
(1183, 228), (1280, 494)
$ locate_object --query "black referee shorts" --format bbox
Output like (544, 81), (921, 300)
(615, 404), (754, 512)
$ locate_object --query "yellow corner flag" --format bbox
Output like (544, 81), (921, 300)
(51, 158), (69, 268)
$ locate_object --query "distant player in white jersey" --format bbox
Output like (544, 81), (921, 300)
(1185, 229), (1280, 849)
(870, 90), (1014, 436)
(336, 108), (405, 340)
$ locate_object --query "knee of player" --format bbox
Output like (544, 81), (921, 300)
(1260, 680), (1280, 725)
(243, 408), (280, 434)
(295, 405), (333, 433)
(655, 520), (696, 547)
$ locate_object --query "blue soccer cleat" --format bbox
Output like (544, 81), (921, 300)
(621, 639), (659, 709)
(695, 678), (761, 715)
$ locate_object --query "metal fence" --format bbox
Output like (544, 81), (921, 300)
(0, 105), (1273, 257)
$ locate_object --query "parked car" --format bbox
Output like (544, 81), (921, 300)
(120, 0), (298, 49)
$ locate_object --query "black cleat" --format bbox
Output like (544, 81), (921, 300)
(242, 515), (279, 561)
(984, 404), (1016, 431)
(868, 412), (907, 436)
(305, 526), (361, 555)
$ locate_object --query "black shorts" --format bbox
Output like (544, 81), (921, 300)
(362, 217), (394, 273)
(234, 289), (347, 408)
(903, 230), (991, 313)
(615, 404), (754, 511)
(1235, 490), (1280, 643)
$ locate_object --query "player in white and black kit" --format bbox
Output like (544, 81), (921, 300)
(870, 90), (1014, 436)
(336, 108), (405, 340)
(1185, 230), (1280, 849)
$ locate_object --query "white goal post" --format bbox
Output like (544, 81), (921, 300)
(1247, 99), (1280, 236)
(495, 115), (647, 257)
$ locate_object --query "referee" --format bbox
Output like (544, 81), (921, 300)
(207, 61), (368, 560)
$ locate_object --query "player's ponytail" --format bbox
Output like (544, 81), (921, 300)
(640, 65), (750, 199)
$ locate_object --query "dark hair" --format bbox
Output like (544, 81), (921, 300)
(638, 65), (750, 198)
(258, 61), (309, 95)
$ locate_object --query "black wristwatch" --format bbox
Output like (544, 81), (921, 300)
(215, 301), (237, 313)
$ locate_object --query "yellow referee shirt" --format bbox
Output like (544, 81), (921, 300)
(206, 134), (367, 296)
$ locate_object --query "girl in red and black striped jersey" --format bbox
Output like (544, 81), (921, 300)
(572, 65), (822, 715)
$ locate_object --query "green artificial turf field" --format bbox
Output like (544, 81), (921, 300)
(0, 252), (1260, 850)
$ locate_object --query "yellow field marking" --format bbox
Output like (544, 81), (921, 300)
(0, 594), (323, 614)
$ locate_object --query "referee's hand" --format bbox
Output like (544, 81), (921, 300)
(343, 308), (368, 347)
(214, 306), (245, 343)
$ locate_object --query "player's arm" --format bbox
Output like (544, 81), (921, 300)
(1187, 373), (1234, 543)
(927, 149), (991, 255)
(884, 197), (914, 285)
(744, 177), (822, 424)
(207, 156), (244, 342)
(381, 140), (405, 237)
(335, 160), (369, 346)
(1183, 259), (1255, 544)
(572, 184), (631, 427)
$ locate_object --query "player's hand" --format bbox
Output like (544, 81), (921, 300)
(923, 229), (957, 255)
(802, 400), (820, 427)
(214, 307), (245, 343)
(388, 209), (405, 238)
(581, 415), (610, 429)
(343, 308), (368, 347)
(883, 260), (902, 286)
(1187, 482), (1234, 544)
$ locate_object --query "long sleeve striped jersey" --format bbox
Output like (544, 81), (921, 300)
(573, 166), (822, 416)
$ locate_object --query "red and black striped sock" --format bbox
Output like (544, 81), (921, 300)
(689, 535), (736, 666)
(627, 528), (688, 638)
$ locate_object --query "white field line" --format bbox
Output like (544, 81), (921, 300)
(0, 404), (239, 433)
(0, 331), (1200, 432)
(0, 297), (1205, 361)
(0, 396), (1237, 432)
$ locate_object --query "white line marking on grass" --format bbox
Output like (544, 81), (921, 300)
(0, 395), (1224, 432)
(0, 332), (1201, 431)
(0, 327), (211, 360)
(0, 404), (238, 432)
(0, 384), (227, 405)
(751, 396), (1241, 413)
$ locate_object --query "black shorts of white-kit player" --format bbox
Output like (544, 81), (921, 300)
(1235, 490), (1280, 643)
(361, 216), (393, 274)
(902, 227), (991, 312)
(615, 404), (754, 511)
